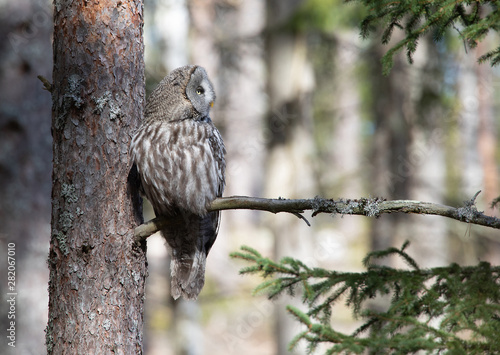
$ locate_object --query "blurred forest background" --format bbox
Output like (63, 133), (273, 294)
(0, 0), (499, 354)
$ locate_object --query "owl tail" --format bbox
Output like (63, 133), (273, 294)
(160, 211), (219, 300)
(170, 248), (207, 300)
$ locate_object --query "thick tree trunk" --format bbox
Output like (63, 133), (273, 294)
(47, 1), (147, 353)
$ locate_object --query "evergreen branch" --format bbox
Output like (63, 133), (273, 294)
(491, 195), (500, 209)
(346, 0), (500, 73)
(134, 194), (500, 241)
(363, 241), (420, 270)
(231, 242), (500, 353)
(287, 305), (313, 327)
(289, 330), (310, 351)
(478, 46), (500, 65)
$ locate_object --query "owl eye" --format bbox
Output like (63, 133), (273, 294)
(196, 87), (205, 95)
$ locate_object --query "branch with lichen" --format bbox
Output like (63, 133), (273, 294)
(134, 191), (500, 241)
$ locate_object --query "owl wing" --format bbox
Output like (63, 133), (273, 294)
(203, 125), (226, 254)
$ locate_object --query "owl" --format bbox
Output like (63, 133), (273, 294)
(130, 65), (225, 300)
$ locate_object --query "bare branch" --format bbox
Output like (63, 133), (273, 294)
(37, 75), (53, 93)
(134, 195), (500, 242)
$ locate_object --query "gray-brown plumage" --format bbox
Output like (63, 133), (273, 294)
(130, 65), (225, 300)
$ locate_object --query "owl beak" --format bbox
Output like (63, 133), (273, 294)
(210, 101), (214, 108)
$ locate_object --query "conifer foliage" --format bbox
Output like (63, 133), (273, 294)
(346, 0), (500, 74)
(231, 242), (500, 354)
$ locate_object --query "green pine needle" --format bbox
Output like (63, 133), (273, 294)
(347, 0), (500, 74)
(230, 241), (500, 353)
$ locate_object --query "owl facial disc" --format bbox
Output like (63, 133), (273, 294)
(186, 67), (216, 119)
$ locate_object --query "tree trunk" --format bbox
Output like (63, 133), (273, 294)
(368, 39), (412, 262)
(47, 1), (147, 353)
(475, 40), (500, 263)
(404, 38), (448, 267)
(0, 1), (52, 352)
(266, 2), (314, 353)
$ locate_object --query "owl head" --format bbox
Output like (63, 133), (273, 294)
(144, 65), (216, 123)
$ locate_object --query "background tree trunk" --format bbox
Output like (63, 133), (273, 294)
(265, 2), (315, 353)
(0, 0), (52, 353)
(401, 38), (448, 267)
(368, 38), (412, 263)
(47, 1), (147, 353)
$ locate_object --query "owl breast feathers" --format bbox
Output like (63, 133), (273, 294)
(130, 65), (225, 300)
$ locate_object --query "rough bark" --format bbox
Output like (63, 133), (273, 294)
(47, 1), (147, 353)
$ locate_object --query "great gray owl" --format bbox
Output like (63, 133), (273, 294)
(130, 65), (225, 300)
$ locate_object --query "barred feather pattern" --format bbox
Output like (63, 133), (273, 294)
(131, 118), (225, 300)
